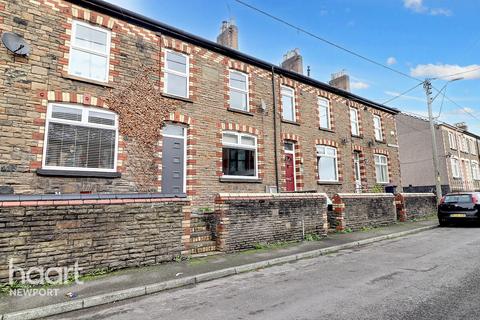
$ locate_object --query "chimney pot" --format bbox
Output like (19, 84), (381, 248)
(329, 70), (350, 92)
(217, 19), (238, 50)
(455, 122), (468, 131)
(280, 48), (303, 75)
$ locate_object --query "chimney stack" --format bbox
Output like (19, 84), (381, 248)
(217, 20), (238, 50)
(455, 122), (468, 131)
(280, 49), (303, 74)
(329, 70), (350, 92)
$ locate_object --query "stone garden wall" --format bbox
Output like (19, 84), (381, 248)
(0, 193), (190, 283)
(332, 193), (396, 231)
(213, 193), (328, 252)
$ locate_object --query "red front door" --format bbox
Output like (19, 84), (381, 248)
(285, 153), (295, 192)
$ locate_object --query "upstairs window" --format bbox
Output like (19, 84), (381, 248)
(69, 20), (111, 82)
(373, 115), (383, 141)
(281, 86), (296, 122)
(451, 157), (460, 178)
(374, 154), (389, 183)
(164, 50), (189, 98)
(222, 132), (257, 178)
(317, 145), (338, 182)
(43, 104), (118, 172)
(350, 108), (359, 136)
(461, 136), (469, 153)
(470, 139), (477, 155)
(229, 70), (249, 111)
(318, 98), (331, 130)
(448, 132), (457, 150)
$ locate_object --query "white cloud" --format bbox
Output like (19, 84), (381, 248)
(403, 0), (452, 16)
(319, 9), (328, 16)
(351, 81), (369, 90)
(404, 0), (426, 13)
(410, 64), (480, 80)
(429, 8), (452, 16)
(451, 107), (476, 115)
(386, 57), (397, 65)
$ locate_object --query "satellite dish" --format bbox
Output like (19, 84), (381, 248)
(1, 32), (31, 56)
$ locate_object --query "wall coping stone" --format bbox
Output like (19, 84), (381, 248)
(0, 193), (188, 207)
(216, 192), (328, 200)
(336, 193), (394, 198)
(399, 193), (435, 197)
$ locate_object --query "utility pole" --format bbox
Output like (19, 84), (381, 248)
(424, 79), (443, 203)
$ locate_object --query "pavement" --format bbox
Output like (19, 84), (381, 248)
(46, 222), (480, 320)
(0, 218), (437, 319)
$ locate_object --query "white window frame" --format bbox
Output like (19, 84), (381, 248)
(470, 139), (477, 155)
(373, 115), (383, 141)
(222, 131), (258, 179)
(318, 97), (331, 130)
(472, 161), (480, 180)
(350, 107), (359, 136)
(42, 103), (118, 173)
(68, 20), (111, 83)
(284, 141), (297, 191)
(316, 145), (338, 182)
(281, 85), (296, 122)
(164, 49), (190, 98)
(374, 154), (389, 184)
(353, 151), (362, 192)
(451, 157), (461, 178)
(463, 159), (471, 180)
(228, 70), (249, 112)
(461, 136), (469, 153)
(448, 132), (457, 150)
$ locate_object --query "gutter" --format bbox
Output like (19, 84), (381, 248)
(68, 0), (399, 115)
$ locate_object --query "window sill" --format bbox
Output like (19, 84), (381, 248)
(375, 139), (386, 144)
(319, 127), (334, 133)
(317, 181), (342, 185)
(219, 177), (262, 183)
(63, 74), (114, 88)
(37, 168), (121, 178)
(351, 134), (363, 139)
(161, 93), (193, 103)
(281, 119), (300, 126)
(227, 108), (254, 116)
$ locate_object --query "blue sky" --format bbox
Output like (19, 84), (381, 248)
(107, 0), (480, 134)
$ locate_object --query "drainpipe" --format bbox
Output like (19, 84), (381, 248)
(271, 66), (280, 192)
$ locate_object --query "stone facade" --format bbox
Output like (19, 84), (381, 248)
(332, 193), (396, 231)
(395, 193), (436, 221)
(0, 196), (190, 282)
(0, 0), (401, 207)
(214, 193), (328, 252)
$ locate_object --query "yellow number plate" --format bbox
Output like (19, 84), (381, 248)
(450, 213), (466, 218)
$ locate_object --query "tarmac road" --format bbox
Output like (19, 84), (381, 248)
(48, 226), (480, 320)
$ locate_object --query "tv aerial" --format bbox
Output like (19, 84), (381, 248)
(1, 32), (31, 57)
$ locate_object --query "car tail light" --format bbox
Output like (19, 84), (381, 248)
(440, 196), (445, 204)
(472, 195), (478, 204)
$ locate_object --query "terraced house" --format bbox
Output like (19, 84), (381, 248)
(0, 0), (402, 207)
(397, 113), (480, 194)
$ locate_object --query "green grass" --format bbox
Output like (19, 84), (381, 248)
(304, 233), (322, 241)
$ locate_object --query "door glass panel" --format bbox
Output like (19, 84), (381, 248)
(163, 124), (185, 137)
